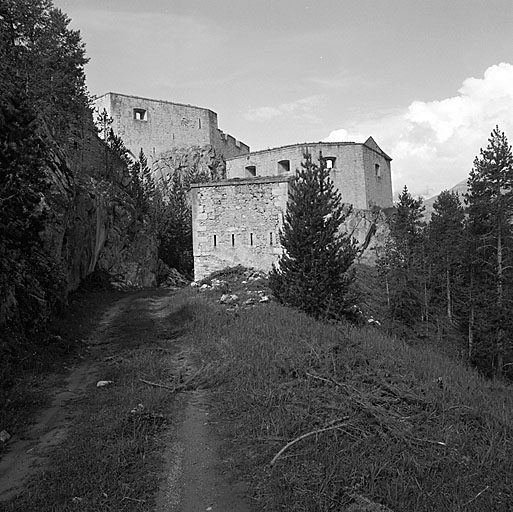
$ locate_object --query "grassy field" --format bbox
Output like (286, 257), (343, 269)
(3, 267), (513, 511)
(183, 269), (513, 511)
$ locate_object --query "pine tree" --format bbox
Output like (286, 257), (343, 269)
(427, 190), (466, 323)
(465, 126), (513, 375)
(269, 152), (358, 321)
(380, 186), (426, 326)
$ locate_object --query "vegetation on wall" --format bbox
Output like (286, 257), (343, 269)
(270, 152), (358, 322)
(99, 116), (212, 279)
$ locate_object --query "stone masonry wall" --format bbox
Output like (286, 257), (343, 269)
(226, 142), (392, 209)
(362, 143), (394, 208)
(191, 176), (291, 281)
(93, 92), (248, 162)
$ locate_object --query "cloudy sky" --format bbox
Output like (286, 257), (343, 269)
(55, 0), (513, 198)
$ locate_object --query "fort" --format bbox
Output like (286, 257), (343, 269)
(92, 92), (249, 161)
(192, 139), (393, 280)
(93, 92), (393, 281)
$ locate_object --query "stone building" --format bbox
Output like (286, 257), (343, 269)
(92, 92), (249, 162)
(226, 138), (392, 209)
(192, 139), (393, 280)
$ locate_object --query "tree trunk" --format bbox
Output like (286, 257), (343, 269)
(468, 266), (474, 362)
(446, 255), (452, 322)
(496, 221), (504, 375)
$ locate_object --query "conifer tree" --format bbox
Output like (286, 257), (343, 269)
(465, 126), (513, 375)
(269, 152), (358, 321)
(427, 190), (466, 322)
(379, 186), (426, 326)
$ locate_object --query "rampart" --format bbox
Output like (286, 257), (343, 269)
(93, 92), (249, 162)
(191, 176), (291, 280)
(226, 139), (393, 209)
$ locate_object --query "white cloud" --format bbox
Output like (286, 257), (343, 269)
(324, 63), (513, 198)
(244, 95), (326, 122)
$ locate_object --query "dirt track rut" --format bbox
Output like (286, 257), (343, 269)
(0, 290), (251, 510)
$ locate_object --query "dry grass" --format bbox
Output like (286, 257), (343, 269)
(183, 286), (513, 511)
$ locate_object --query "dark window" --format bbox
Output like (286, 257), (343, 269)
(133, 108), (147, 121)
(213, 235), (217, 247)
(231, 234), (235, 246)
(245, 165), (256, 177)
(375, 164), (381, 179)
(270, 232), (273, 246)
(250, 233), (253, 246)
(277, 160), (290, 173)
(199, 118), (201, 129)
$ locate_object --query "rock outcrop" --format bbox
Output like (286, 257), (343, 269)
(343, 208), (391, 265)
(152, 144), (225, 185)
(42, 119), (159, 293)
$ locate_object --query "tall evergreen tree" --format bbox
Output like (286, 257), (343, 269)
(378, 186), (426, 326)
(0, 0), (89, 143)
(269, 152), (358, 321)
(465, 126), (513, 375)
(427, 190), (466, 323)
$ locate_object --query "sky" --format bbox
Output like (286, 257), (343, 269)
(55, 0), (513, 198)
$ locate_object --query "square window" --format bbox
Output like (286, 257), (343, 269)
(133, 108), (147, 121)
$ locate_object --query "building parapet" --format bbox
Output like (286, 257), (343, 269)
(93, 91), (217, 116)
(226, 140), (391, 162)
(191, 175), (293, 189)
(216, 129), (250, 153)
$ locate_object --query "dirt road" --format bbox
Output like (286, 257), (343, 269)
(0, 290), (251, 511)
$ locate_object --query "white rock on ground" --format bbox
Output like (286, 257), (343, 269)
(0, 430), (11, 443)
(96, 380), (114, 388)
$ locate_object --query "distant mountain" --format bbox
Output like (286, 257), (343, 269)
(423, 179), (468, 221)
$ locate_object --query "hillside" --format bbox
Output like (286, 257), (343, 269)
(184, 268), (513, 511)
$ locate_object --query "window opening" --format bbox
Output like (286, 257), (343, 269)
(323, 157), (336, 169)
(231, 234), (235, 246)
(270, 232), (273, 246)
(250, 233), (253, 246)
(375, 164), (381, 179)
(133, 108), (147, 121)
(277, 160), (290, 173)
(213, 235), (217, 247)
(245, 165), (256, 177)
(199, 118), (201, 129)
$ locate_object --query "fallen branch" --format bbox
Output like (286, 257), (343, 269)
(270, 420), (350, 466)
(139, 379), (177, 391)
(305, 371), (344, 388)
(464, 485), (490, 506)
(139, 364), (207, 393)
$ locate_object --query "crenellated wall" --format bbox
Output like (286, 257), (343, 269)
(92, 92), (249, 162)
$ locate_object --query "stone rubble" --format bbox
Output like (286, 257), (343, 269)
(0, 430), (11, 443)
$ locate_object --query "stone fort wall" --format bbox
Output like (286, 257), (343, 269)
(226, 139), (392, 210)
(191, 177), (390, 281)
(191, 176), (291, 281)
(93, 92), (249, 162)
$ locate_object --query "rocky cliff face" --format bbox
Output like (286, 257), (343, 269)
(342, 208), (391, 265)
(42, 120), (159, 293)
(152, 144), (226, 184)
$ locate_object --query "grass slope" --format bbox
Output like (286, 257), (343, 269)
(184, 279), (513, 511)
